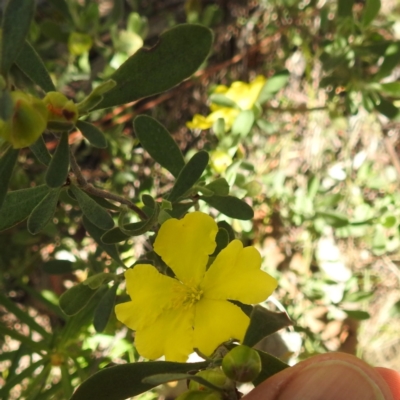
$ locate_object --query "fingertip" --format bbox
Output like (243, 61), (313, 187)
(375, 367), (400, 400)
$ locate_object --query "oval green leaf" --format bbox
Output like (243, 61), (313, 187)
(82, 216), (123, 265)
(168, 151), (209, 202)
(1, 0), (35, 74)
(362, 0), (381, 27)
(0, 147), (19, 209)
(205, 178), (230, 196)
(94, 24), (213, 109)
(45, 133), (70, 188)
(30, 136), (52, 166)
(83, 272), (114, 290)
(27, 188), (60, 234)
(59, 282), (98, 316)
(0, 185), (50, 232)
(70, 185), (114, 230)
(201, 195), (254, 220)
(70, 361), (208, 400)
(243, 306), (293, 348)
(134, 115), (185, 178)
(93, 284), (118, 333)
(253, 350), (289, 386)
(76, 120), (107, 148)
(15, 41), (56, 92)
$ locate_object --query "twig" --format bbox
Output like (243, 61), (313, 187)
(69, 149), (147, 220)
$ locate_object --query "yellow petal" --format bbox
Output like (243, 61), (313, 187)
(193, 299), (249, 356)
(202, 240), (277, 304)
(186, 114), (213, 130)
(135, 307), (194, 362)
(154, 212), (218, 285)
(115, 264), (176, 330)
(206, 108), (239, 131)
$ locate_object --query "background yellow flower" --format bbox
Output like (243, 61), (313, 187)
(186, 75), (266, 131)
(115, 212), (277, 362)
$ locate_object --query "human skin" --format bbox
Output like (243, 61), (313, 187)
(243, 353), (400, 400)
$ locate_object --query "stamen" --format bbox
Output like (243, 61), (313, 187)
(172, 282), (203, 309)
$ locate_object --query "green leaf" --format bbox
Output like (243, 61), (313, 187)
(379, 82), (400, 97)
(70, 185), (114, 230)
(315, 210), (349, 227)
(143, 373), (223, 392)
(253, 350), (289, 386)
(93, 284), (118, 333)
(375, 43), (400, 80)
(374, 95), (399, 119)
(76, 120), (107, 148)
(1, 0), (35, 74)
(134, 115), (185, 178)
(83, 272), (114, 289)
(169, 151), (209, 202)
(205, 178), (230, 196)
(42, 259), (74, 274)
(209, 93), (237, 108)
(0, 89), (14, 120)
(243, 306), (293, 348)
(231, 110), (255, 137)
(70, 361), (208, 400)
(342, 309), (370, 320)
(211, 228), (229, 256)
(30, 136), (52, 166)
(76, 80), (117, 114)
(48, 0), (73, 21)
(59, 282), (99, 316)
(27, 188), (60, 234)
(94, 24), (213, 109)
(82, 216), (123, 264)
(15, 41), (56, 92)
(257, 70), (289, 104)
(0, 147), (19, 209)
(217, 221), (235, 241)
(87, 193), (120, 211)
(118, 207), (159, 237)
(362, 0), (381, 27)
(201, 195), (254, 220)
(337, 0), (354, 18)
(45, 133), (70, 188)
(0, 185), (50, 232)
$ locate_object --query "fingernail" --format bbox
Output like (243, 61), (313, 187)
(277, 360), (385, 400)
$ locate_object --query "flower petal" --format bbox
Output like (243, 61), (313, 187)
(193, 299), (249, 356)
(115, 264), (176, 330)
(154, 212), (218, 285)
(202, 240), (277, 304)
(186, 114), (213, 130)
(135, 307), (194, 362)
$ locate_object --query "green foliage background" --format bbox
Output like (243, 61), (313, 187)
(1, 0), (400, 399)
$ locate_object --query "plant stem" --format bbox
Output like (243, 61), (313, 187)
(69, 149), (147, 220)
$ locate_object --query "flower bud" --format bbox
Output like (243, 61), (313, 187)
(175, 390), (222, 400)
(210, 150), (232, 174)
(0, 91), (47, 148)
(43, 91), (78, 126)
(221, 345), (262, 382)
(189, 369), (229, 392)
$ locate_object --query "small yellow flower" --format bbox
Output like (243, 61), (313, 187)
(115, 212), (277, 362)
(187, 76), (266, 131)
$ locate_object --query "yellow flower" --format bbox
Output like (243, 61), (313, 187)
(186, 76), (266, 131)
(115, 212), (277, 362)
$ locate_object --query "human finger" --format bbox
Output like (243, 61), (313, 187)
(243, 352), (394, 400)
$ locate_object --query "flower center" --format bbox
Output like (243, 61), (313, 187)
(172, 282), (203, 309)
